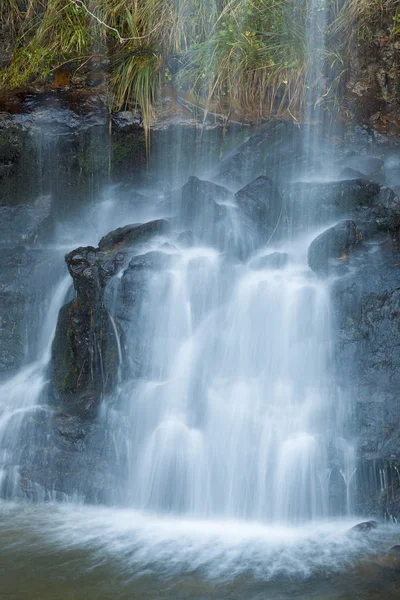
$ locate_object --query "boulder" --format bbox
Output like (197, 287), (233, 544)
(337, 155), (384, 178)
(235, 176), (285, 240)
(179, 176), (229, 224)
(283, 179), (382, 231)
(308, 220), (362, 274)
(350, 520), (379, 533)
(98, 219), (169, 251)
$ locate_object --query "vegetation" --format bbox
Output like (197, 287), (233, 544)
(1, 0), (399, 131)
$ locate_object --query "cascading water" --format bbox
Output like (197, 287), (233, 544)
(2, 1), (399, 597)
(0, 275), (71, 497)
(115, 222), (355, 521)
(104, 0), (354, 522)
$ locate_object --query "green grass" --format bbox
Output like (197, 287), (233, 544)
(0, 0), (399, 132)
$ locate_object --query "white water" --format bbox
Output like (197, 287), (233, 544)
(0, 276), (71, 495)
(116, 227), (354, 521)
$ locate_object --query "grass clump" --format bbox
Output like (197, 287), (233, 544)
(0, 0), (399, 131)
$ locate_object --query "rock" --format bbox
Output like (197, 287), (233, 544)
(176, 177), (231, 248)
(283, 179), (382, 231)
(353, 186), (400, 239)
(337, 156), (384, 177)
(340, 167), (369, 180)
(180, 176), (229, 224)
(350, 520), (379, 533)
(214, 152), (256, 188)
(250, 252), (289, 270)
(51, 298), (120, 416)
(0, 200), (51, 247)
(308, 220), (362, 274)
(52, 242), (128, 413)
(98, 219), (170, 251)
(235, 176), (285, 240)
(128, 250), (177, 271)
(214, 120), (304, 187)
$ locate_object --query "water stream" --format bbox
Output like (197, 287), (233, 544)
(0, 0), (399, 597)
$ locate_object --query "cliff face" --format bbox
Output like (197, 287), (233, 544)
(346, 31), (400, 136)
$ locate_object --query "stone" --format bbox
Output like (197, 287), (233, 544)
(350, 520), (379, 533)
(340, 167), (369, 180)
(308, 220), (362, 274)
(98, 219), (170, 251)
(235, 175), (285, 241)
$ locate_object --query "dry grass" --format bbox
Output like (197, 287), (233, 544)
(0, 0), (399, 130)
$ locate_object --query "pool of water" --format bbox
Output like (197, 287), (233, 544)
(1, 502), (399, 599)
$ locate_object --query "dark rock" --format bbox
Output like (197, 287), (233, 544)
(0, 199), (52, 247)
(214, 152), (256, 188)
(337, 156), (384, 177)
(250, 252), (289, 270)
(180, 176), (229, 223)
(308, 220), (362, 274)
(128, 250), (177, 271)
(350, 520), (379, 533)
(98, 219), (169, 251)
(354, 186), (400, 237)
(214, 120), (305, 187)
(235, 176), (285, 241)
(51, 298), (120, 416)
(283, 179), (382, 232)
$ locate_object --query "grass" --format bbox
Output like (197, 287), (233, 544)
(0, 0), (399, 131)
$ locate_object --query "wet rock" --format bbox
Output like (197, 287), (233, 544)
(98, 219), (169, 251)
(283, 179), (382, 231)
(51, 298), (120, 416)
(111, 110), (142, 130)
(350, 520), (379, 533)
(235, 176), (285, 238)
(340, 167), (369, 180)
(214, 120), (304, 187)
(250, 252), (289, 270)
(214, 152), (256, 188)
(128, 250), (177, 271)
(180, 177), (229, 223)
(308, 220), (362, 274)
(337, 156), (384, 178)
(0, 199), (51, 247)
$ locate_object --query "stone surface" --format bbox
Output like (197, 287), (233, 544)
(308, 220), (361, 274)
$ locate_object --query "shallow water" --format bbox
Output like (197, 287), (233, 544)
(1, 502), (399, 599)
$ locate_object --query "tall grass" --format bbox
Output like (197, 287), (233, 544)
(1, 0), (399, 129)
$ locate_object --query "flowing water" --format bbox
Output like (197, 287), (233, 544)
(1, 0), (400, 598)
(116, 235), (354, 521)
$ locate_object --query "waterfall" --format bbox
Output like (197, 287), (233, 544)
(0, 276), (71, 497)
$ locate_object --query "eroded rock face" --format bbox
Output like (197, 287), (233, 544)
(331, 237), (400, 518)
(0, 200), (52, 376)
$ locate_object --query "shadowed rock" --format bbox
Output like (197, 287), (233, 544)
(99, 219), (169, 251)
(350, 520), (379, 533)
(308, 220), (361, 274)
